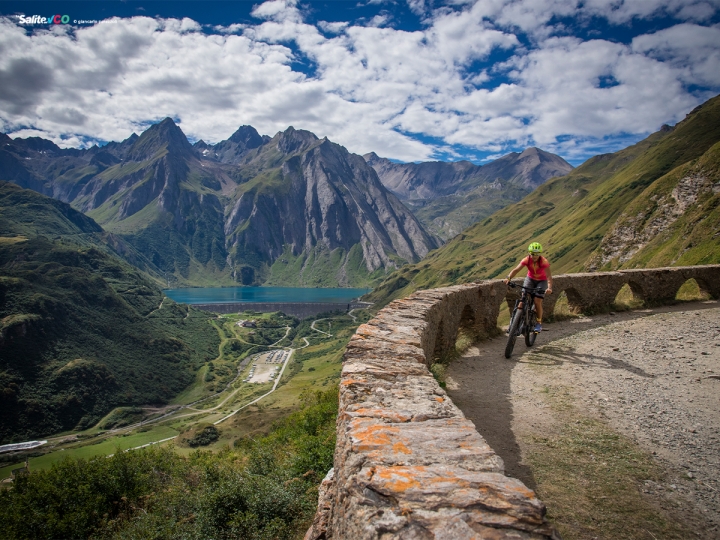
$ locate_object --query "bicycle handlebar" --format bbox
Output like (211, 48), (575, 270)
(507, 282), (545, 294)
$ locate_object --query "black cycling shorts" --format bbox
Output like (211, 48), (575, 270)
(523, 277), (548, 298)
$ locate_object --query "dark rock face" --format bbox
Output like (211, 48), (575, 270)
(224, 129), (438, 284)
(205, 125), (267, 163)
(1, 121), (438, 287)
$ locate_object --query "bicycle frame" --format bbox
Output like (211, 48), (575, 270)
(504, 282), (544, 358)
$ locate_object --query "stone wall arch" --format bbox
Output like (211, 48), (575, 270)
(678, 277), (711, 301)
(431, 316), (452, 363)
(627, 280), (646, 301)
(549, 287), (585, 315)
(614, 283), (643, 309)
(685, 266), (720, 298)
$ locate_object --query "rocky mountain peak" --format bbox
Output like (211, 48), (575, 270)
(209, 125), (268, 163)
(518, 147), (563, 164)
(11, 136), (62, 155)
(126, 117), (193, 161)
(518, 147), (539, 157)
(228, 125), (265, 149)
(276, 126), (319, 155)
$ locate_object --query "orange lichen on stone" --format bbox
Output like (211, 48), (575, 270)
(373, 466), (424, 492)
(392, 442), (412, 455)
(435, 397), (444, 403)
(340, 378), (364, 387)
(352, 424), (398, 450)
(350, 408), (412, 422)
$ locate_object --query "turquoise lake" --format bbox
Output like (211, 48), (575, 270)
(163, 286), (371, 305)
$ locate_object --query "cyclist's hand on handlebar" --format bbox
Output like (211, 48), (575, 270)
(503, 278), (509, 285)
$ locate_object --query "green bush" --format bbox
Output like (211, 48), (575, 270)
(0, 388), (339, 540)
(186, 425), (220, 447)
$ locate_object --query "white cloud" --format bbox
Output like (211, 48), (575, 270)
(0, 0), (718, 165)
(318, 21), (349, 34)
(250, 0), (303, 23)
(461, 0), (720, 37)
(367, 13), (394, 27)
(632, 24), (720, 87)
(584, 0), (720, 24)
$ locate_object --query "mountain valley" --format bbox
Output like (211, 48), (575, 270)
(0, 181), (219, 442)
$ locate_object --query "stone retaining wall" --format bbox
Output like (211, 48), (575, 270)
(305, 265), (720, 539)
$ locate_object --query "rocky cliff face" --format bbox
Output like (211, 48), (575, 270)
(0, 121), (437, 287)
(223, 128), (438, 286)
(365, 147), (573, 240)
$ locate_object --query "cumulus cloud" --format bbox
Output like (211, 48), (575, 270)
(0, 57), (55, 115)
(251, 0), (304, 23)
(0, 0), (718, 164)
(632, 24), (720, 87)
(318, 21), (349, 34)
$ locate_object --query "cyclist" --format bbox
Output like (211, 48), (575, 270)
(503, 242), (553, 332)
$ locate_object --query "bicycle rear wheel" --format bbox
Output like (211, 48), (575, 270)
(505, 310), (522, 358)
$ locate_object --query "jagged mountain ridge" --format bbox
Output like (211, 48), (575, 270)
(364, 147), (573, 240)
(0, 120), (437, 287)
(219, 127), (438, 286)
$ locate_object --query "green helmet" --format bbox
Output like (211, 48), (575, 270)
(528, 242), (543, 253)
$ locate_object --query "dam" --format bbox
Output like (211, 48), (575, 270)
(164, 286), (372, 318)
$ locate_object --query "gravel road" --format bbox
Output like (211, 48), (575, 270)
(446, 300), (720, 537)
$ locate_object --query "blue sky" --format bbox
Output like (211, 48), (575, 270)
(1, 0), (719, 165)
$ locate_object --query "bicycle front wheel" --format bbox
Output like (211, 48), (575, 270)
(505, 310), (522, 358)
(525, 310), (537, 347)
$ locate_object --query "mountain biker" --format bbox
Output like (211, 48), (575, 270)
(503, 242), (553, 332)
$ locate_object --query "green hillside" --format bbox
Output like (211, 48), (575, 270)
(0, 182), (220, 443)
(367, 94), (720, 306)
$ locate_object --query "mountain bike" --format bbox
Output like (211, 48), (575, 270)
(504, 282), (544, 359)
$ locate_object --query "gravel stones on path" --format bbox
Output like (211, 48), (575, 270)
(446, 300), (720, 538)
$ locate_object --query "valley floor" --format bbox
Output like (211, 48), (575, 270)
(0, 310), (362, 482)
(447, 301), (720, 539)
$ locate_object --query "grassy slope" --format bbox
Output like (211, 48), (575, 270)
(589, 140), (720, 269)
(366, 95), (720, 307)
(0, 182), (220, 443)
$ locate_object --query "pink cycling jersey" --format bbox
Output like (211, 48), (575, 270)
(520, 255), (549, 281)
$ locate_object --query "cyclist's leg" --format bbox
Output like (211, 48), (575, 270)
(532, 280), (548, 331)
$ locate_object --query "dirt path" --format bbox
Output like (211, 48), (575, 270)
(446, 300), (720, 539)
